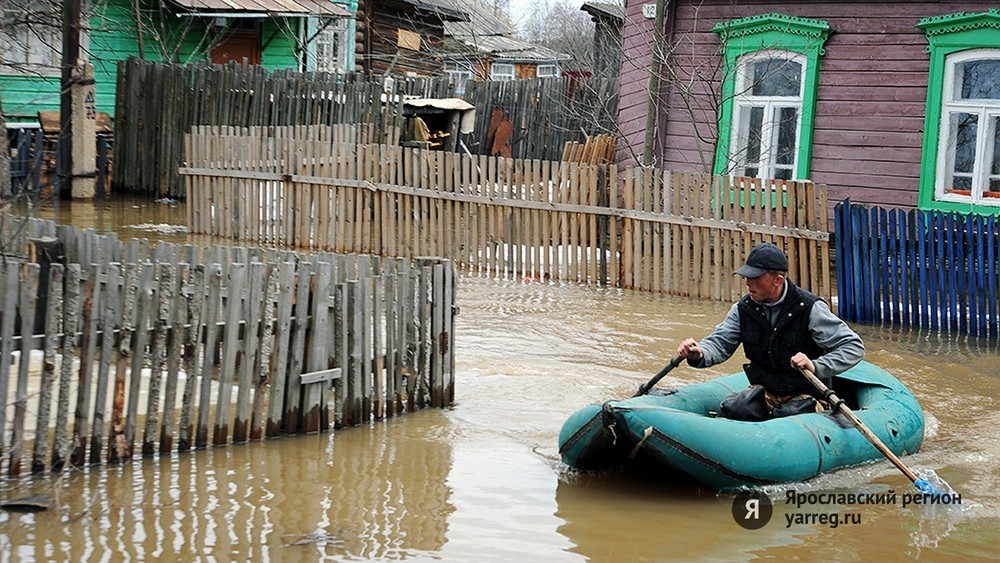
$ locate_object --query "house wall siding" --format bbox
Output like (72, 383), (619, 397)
(364, 0), (448, 77)
(619, 0), (998, 210)
(1, 0), (306, 122)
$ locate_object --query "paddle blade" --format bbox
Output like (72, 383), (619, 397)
(914, 469), (955, 498)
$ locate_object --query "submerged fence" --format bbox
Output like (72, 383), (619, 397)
(182, 126), (831, 302)
(836, 200), (1000, 337)
(0, 214), (456, 478)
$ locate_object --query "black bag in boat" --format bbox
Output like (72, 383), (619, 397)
(719, 385), (769, 421)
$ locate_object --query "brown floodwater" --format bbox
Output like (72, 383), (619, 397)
(1, 197), (998, 560)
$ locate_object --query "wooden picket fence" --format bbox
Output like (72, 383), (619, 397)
(0, 214), (456, 478)
(113, 59), (619, 198)
(181, 126), (832, 302)
(836, 200), (1000, 337)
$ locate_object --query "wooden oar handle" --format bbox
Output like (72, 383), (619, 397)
(797, 367), (920, 484)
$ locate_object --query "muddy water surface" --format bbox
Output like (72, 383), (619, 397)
(1, 199), (997, 560)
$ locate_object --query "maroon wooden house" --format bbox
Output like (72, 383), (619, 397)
(618, 1), (1000, 216)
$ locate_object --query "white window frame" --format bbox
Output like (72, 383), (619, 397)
(490, 62), (515, 82)
(728, 50), (805, 181)
(536, 64), (557, 78)
(445, 61), (474, 94)
(934, 49), (1000, 206)
(312, 17), (349, 73)
(0, 2), (62, 75)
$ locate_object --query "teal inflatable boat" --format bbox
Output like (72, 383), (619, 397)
(558, 361), (925, 490)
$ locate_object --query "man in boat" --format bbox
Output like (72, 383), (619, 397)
(675, 242), (865, 420)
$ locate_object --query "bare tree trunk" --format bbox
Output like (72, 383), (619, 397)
(0, 99), (9, 199)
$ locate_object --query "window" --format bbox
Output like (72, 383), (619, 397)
(712, 14), (830, 180)
(536, 64), (557, 78)
(730, 52), (804, 180)
(0, 1), (61, 72)
(490, 63), (515, 81)
(918, 12), (1000, 212)
(936, 53), (1000, 202)
(313, 17), (349, 73)
(445, 61), (474, 95)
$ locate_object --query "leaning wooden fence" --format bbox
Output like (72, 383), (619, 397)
(836, 199), (1000, 337)
(0, 214), (456, 478)
(182, 126), (831, 302)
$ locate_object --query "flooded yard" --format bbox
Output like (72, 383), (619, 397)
(1, 198), (997, 560)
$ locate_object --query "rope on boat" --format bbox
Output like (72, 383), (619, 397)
(629, 426), (654, 459)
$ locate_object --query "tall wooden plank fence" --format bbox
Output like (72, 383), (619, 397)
(112, 59), (619, 199)
(0, 214), (456, 478)
(182, 126), (831, 302)
(836, 200), (999, 337)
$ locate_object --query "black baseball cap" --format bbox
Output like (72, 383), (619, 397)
(734, 243), (788, 278)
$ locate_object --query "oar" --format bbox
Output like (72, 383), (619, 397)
(633, 356), (684, 397)
(797, 367), (940, 495)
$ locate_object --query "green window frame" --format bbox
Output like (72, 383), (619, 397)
(918, 10), (1000, 214)
(712, 14), (831, 180)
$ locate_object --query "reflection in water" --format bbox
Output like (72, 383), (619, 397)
(0, 413), (455, 560)
(2, 197), (999, 559)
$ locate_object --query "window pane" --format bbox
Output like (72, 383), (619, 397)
(957, 60), (1000, 100)
(992, 115), (1000, 176)
(736, 105), (764, 175)
(775, 106), (798, 165)
(750, 58), (801, 97)
(945, 112), (978, 194)
(951, 112), (978, 174)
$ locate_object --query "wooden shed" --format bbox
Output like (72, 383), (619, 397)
(618, 1), (1000, 216)
(355, 0), (469, 77)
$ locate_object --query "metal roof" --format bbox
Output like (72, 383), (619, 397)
(581, 2), (624, 20)
(395, 0), (470, 22)
(451, 34), (571, 63)
(169, 0), (351, 18)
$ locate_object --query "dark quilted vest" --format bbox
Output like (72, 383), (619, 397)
(737, 281), (825, 397)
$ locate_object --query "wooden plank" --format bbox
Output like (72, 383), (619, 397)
(31, 264), (63, 473)
(0, 263), (18, 460)
(283, 261), (312, 433)
(196, 263), (224, 448)
(141, 263), (172, 456)
(67, 263), (100, 467)
(251, 263), (279, 441)
(300, 368), (342, 385)
(122, 263), (154, 461)
(178, 264), (205, 451)
(233, 262), (264, 442)
(52, 264), (82, 470)
(89, 264), (120, 463)
(9, 264), (38, 476)
(213, 263), (245, 446)
(303, 261), (332, 433)
(266, 262), (296, 438)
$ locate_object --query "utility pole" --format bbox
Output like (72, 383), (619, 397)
(59, 0), (97, 199)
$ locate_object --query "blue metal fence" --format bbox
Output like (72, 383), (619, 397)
(835, 199), (999, 337)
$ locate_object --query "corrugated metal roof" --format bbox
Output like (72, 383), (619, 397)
(395, 0), (469, 22)
(169, 0), (351, 17)
(428, 0), (514, 37)
(457, 34), (571, 63)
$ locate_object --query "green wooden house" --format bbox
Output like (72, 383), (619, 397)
(0, 0), (354, 124)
